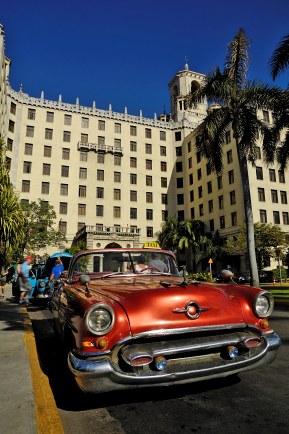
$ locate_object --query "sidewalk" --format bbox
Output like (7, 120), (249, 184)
(0, 283), (37, 433)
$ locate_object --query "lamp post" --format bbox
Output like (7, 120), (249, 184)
(276, 247), (282, 285)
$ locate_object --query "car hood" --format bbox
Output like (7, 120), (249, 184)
(87, 277), (246, 335)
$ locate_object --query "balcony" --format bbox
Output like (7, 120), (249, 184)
(77, 141), (123, 155)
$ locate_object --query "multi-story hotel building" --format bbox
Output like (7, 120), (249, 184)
(1, 25), (288, 272)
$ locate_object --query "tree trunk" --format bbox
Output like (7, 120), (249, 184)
(237, 149), (260, 287)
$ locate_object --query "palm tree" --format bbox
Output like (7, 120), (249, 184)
(186, 28), (285, 287)
(270, 33), (289, 83)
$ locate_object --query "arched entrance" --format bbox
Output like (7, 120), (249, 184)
(105, 242), (122, 248)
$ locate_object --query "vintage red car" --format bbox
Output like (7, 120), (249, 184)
(49, 248), (281, 393)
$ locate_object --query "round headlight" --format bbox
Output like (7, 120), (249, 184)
(84, 304), (115, 336)
(253, 292), (274, 318)
(39, 281), (46, 288)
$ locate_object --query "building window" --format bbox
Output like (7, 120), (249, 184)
(281, 191), (287, 204)
(190, 190), (194, 202)
(130, 208), (137, 219)
(28, 109), (35, 120)
(189, 174), (193, 185)
(26, 126), (34, 137)
(146, 209), (153, 220)
(130, 125), (137, 136)
(130, 157), (137, 168)
(207, 181), (212, 194)
(96, 205), (104, 216)
(188, 157), (192, 169)
(198, 186), (202, 198)
(130, 173), (137, 184)
(176, 162), (183, 172)
(46, 111), (54, 122)
(271, 189), (278, 203)
(161, 193), (167, 204)
(81, 133), (88, 143)
(78, 204), (86, 216)
(209, 219), (214, 231)
(62, 148), (70, 159)
(273, 211), (280, 224)
(97, 169), (104, 181)
(60, 184), (68, 195)
(114, 189), (121, 200)
(146, 192), (153, 203)
(130, 141), (137, 152)
(41, 182), (49, 194)
(79, 185), (86, 197)
(282, 212), (289, 225)
(146, 175), (152, 186)
(263, 110), (269, 123)
(63, 131), (71, 142)
(161, 177), (167, 188)
(9, 120), (15, 133)
(197, 168), (202, 180)
(7, 138), (13, 151)
(25, 143), (33, 155)
(145, 143), (152, 154)
(176, 147), (182, 157)
(208, 199), (213, 213)
(161, 162), (167, 172)
(162, 210), (168, 221)
(80, 152), (87, 162)
(278, 170), (285, 183)
(220, 216), (225, 229)
(114, 123), (121, 133)
(97, 136), (105, 145)
(231, 212), (237, 226)
(97, 153), (105, 164)
(160, 146), (166, 156)
(269, 169), (276, 182)
(256, 167), (263, 180)
(258, 188), (265, 201)
(97, 187), (104, 198)
(61, 165), (69, 177)
(43, 163), (51, 175)
(228, 170), (234, 184)
(45, 128), (53, 140)
(130, 190), (137, 201)
(160, 131), (166, 141)
(64, 114), (72, 125)
(177, 178), (183, 188)
(218, 195), (224, 209)
(230, 190), (236, 205)
(256, 147), (261, 159)
(260, 209), (267, 223)
(146, 159), (152, 170)
(114, 155), (121, 166)
(98, 120), (105, 130)
(217, 176), (222, 189)
(23, 161), (32, 174)
(22, 180), (30, 192)
(145, 128), (152, 138)
(199, 204), (203, 216)
(114, 206), (121, 218)
(59, 202), (68, 214)
(147, 227), (154, 237)
(227, 150), (233, 164)
(225, 130), (231, 144)
(177, 194), (184, 205)
(114, 138), (121, 149)
(114, 171), (121, 182)
(175, 131), (181, 141)
(59, 221), (67, 234)
(77, 222), (85, 231)
(190, 207), (195, 219)
(44, 145), (51, 157)
(81, 117), (89, 128)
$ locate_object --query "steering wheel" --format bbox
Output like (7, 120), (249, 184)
(139, 266), (161, 273)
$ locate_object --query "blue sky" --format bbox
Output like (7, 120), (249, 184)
(2, 0), (289, 117)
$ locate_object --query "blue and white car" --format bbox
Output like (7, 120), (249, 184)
(31, 251), (72, 301)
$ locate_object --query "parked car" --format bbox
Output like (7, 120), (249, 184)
(32, 251), (72, 302)
(49, 248), (281, 394)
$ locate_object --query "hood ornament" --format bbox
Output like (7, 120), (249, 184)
(173, 301), (209, 319)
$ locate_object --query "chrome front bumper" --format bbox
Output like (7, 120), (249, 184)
(68, 331), (281, 393)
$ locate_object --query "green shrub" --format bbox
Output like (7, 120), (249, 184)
(188, 272), (214, 282)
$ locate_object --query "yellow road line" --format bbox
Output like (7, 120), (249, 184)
(23, 308), (64, 434)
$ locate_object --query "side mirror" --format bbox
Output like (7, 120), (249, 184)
(80, 274), (91, 293)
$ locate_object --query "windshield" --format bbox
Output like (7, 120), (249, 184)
(70, 250), (180, 280)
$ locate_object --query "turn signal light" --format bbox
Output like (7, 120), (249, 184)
(227, 345), (239, 359)
(154, 356), (167, 371)
(260, 319), (269, 329)
(94, 337), (108, 349)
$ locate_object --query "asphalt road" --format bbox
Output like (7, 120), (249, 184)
(29, 306), (289, 434)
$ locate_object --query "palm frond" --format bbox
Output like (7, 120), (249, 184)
(224, 28), (250, 89)
(270, 33), (289, 81)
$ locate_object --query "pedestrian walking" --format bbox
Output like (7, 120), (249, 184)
(19, 256), (33, 305)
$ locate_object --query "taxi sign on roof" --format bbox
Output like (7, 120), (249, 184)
(143, 242), (160, 249)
